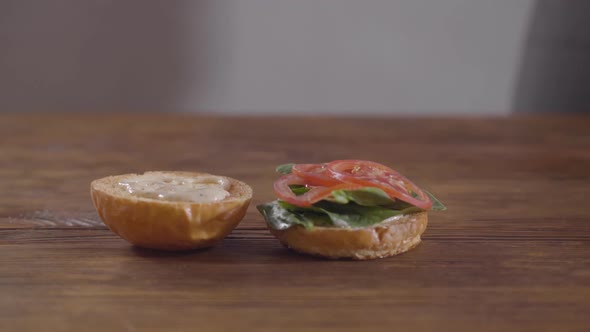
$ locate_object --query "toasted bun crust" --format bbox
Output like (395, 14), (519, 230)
(91, 171), (252, 251)
(268, 212), (428, 260)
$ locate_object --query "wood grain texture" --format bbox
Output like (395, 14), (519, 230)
(1, 113), (589, 332)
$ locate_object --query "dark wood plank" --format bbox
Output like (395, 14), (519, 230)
(1, 113), (589, 331)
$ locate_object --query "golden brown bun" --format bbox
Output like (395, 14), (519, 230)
(91, 171), (252, 251)
(268, 212), (428, 260)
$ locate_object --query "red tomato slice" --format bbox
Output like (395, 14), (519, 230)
(273, 173), (362, 207)
(326, 160), (433, 210)
(292, 163), (342, 186)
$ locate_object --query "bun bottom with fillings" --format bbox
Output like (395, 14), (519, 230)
(91, 171), (252, 251)
(269, 212), (428, 260)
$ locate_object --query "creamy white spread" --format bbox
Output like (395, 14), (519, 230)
(118, 174), (231, 203)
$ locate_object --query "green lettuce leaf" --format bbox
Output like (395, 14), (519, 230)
(330, 187), (396, 206)
(426, 190), (447, 211)
(275, 164), (294, 174)
(257, 200), (422, 230)
(289, 184), (310, 196)
(330, 187), (446, 211)
(257, 200), (328, 230)
(312, 201), (422, 228)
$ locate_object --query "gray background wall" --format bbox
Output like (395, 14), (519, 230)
(513, 1), (590, 113)
(0, 0), (587, 114)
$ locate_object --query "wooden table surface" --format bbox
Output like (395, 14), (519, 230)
(1, 113), (589, 332)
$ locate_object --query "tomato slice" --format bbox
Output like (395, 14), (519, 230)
(273, 173), (362, 207)
(292, 163), (342, 186)
(326, 160), (433, 210)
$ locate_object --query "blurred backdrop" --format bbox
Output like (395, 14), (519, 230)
(0, 0), (588, 114)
